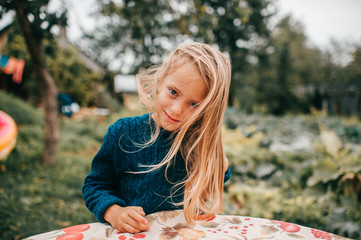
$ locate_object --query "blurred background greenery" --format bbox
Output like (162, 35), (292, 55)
(0, 0), (360, 239)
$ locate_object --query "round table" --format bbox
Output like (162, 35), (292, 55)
(24, 210), (352, 240)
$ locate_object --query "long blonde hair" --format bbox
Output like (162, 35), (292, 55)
(136, 42), (231, 223)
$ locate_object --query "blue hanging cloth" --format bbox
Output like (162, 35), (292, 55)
(0, 55), (9, 68)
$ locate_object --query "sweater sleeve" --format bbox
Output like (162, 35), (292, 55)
(82, 123), (126, 223)
(224, 166), (231, 183)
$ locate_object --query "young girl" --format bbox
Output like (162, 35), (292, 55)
(82, 42), (232, 234)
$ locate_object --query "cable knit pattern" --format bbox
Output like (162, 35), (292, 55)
(82, 113), (231, 223)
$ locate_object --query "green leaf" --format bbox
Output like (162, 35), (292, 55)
(320, 129), (342, 158)
(307, 157), (339, 187)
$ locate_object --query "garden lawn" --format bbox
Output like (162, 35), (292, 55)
(0, 92), (146, 239)
(0, 116), (110, 239)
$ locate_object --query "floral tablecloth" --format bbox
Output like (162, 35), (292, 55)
(25, 210), (352, 240)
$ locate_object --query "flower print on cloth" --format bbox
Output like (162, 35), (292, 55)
(56, 224), (91, 240)
(24, 210), (353, 240)
(118, 233), (146, 240)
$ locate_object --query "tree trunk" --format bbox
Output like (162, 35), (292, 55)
(14, 1), (59, 165)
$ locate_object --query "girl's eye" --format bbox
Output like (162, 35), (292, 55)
(169, 89), (177, 96)
(189, 102), (198, 108)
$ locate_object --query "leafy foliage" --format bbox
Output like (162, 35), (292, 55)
(3, 1), (361, 117)
(47, 45), (102, 107)
(3, 23), (105, 107)
(82, 1), (361, 116)
(251, 16), (329, 114)
(81, 0), (272, 77)
(188, 0), (272, 108)
(0, 0), (67, 42)
(0, 90), (43, 124)
(1, 24), (41, 103)
(2, 0), (69, 165)
(223, 109), (361, 239)
(81, 0), (181, 73)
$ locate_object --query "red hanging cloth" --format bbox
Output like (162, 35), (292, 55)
(1, 56), (25, 84)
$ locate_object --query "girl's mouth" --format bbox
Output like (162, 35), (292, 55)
(164, 110), (180, 123)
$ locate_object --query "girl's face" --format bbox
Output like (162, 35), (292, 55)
(155, 63), (207, 132)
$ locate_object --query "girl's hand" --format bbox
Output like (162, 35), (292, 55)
(104, 204), (149, 233)
(224, 156), (229, 171)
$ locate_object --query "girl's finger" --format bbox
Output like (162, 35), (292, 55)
(129, 211), (149, 228)
(120, 222), (142, 234)
(130, 206), (145, 216)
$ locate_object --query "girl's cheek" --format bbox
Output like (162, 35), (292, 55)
(183, 109), (194, 121)
(160, 93), (169, 107)
(157, 91), (166, 105)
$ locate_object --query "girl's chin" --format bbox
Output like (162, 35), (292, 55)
(160, 119), (180, 132)
(160, 121), (178, 132)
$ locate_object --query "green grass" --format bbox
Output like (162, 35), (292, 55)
(0, 91), (43, 125)
(0, 93), (146, 240)
(0, 117), (105, 239)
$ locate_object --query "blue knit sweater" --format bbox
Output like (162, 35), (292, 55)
(82, 113), (231, 223)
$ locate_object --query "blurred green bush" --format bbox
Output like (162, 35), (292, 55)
(223, 109), (361, 239)
(0, 90), (43, 125)
(0, 94), (100, 239)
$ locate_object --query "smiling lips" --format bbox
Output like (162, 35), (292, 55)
(164, 110), (180, 123)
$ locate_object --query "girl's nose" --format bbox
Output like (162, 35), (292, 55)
(170, 101), (184, 117)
